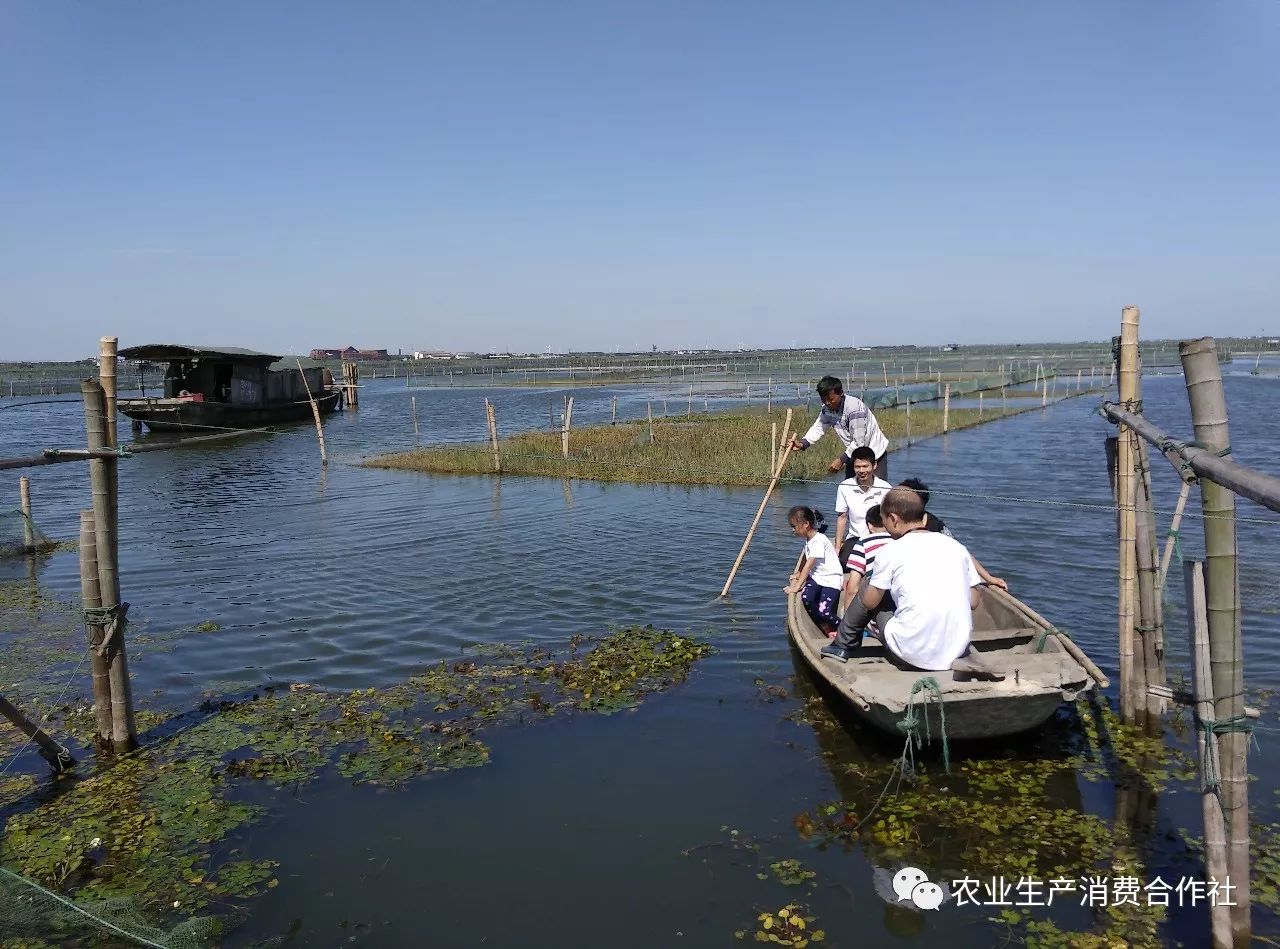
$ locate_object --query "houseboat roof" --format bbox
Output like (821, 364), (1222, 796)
(118, 344), (282, 365)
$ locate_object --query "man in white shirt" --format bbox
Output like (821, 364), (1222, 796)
(834, 446), (891, 566)
(790, 376), (889, 481)
(822, 485), (982, 671)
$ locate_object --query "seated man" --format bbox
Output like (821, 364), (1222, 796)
(899, 476), (1008, 592)
(831, 504), (894, 645)
(822, 485), (982, 671)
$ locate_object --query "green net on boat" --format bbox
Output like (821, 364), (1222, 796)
(0, 510), (56, 559)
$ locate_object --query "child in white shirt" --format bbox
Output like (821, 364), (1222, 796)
(783, 505), (843, 637)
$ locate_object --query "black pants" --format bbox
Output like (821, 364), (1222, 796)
(845, 452), (889, 482)
(835, 574), (896, 650)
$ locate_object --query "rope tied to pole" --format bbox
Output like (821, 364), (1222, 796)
(1195, 714), (1257, 795)
(82, 603), (128, 654)
(897, 676), (950, 775)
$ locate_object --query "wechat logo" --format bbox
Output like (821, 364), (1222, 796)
(893, 866), (946, 911)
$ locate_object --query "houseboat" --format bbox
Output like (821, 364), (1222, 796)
(117, 344), (340, 433)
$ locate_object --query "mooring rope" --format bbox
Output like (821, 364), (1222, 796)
(897, 676), (950, 775)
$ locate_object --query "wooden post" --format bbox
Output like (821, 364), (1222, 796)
(296, 361), (328, 466)
(1185, 559), (1233, 949)
(1134, 440), (1167, 716)
(1181, 336), (1249, 942)
(647, 401), (655, 443)
(687, 384), (693, 416)
(561, 396), (574, 458)
(611, 396), (617, 425)
(0, 693), (74, 772)
(882, 362), (888, 386)
(905, 399), (912, 444)
(720, 408), (793, 599)
(1158, 480), (1192, 589)
(99, 337), (118, 446)
(485, 399), (501, 473)
(411, 396), (419, 445)
(1076, 368), (1083, 390)
(81, 379), (136, 752)
(942, 384), (951, 432)
(770, 421), (777, 474)
(78, 510), (113, 745)
(18, 476), (34, 552)
(1116, 307), (1140, 722)
(767, 377), (772, 413)
(978, 391), (984, 418)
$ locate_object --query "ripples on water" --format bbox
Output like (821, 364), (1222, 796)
(2, 365), (1279, 946)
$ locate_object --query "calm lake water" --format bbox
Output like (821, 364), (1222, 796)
(2, 362), (1279, 947)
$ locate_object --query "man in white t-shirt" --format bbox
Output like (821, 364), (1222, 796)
(834, 446), (891, 567)
(822, 485), (982, 670)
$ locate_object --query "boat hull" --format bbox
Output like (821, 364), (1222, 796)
(118, 392), (340, 433)
(786, 584), (1094, 741)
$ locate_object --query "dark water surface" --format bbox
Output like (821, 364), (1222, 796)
(2, 364), (1280, 947)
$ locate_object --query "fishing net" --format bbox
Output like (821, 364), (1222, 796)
(0, 867), (246, 948)
(0, 510), (56, 558)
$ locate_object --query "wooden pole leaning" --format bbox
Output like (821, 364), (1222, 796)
(1158, 480), (1193, 589)
(1184, 559), (1233, 949)
(81, 379), (136, 752)
(1180, 335), (1249, 943)
(0, 693), (74, 772)
(19, 476), (34, 552)
(561, 396), (574, 459)
(296, 361), (328, 466)
(719, 408), (793, 599)
(79, 510), (114, 745)
(1116, 306), (1140, 722)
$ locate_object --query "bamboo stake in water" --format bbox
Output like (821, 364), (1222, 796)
(647, 401), (655, 443)
(1158, 480), (1192, 589)
(942, 383), (951, 432)
(561, 396), (574, 458)
(19, 476), (34, 552)
(1184, 560), (1233, 949)
(78, 510), (113, 745)
(687, 384), (693, 416)
(978, 391), (984, 419)
(296, 361), (328, 466)
(484, 399), (501, 473)
(770, 421), (777, 475)
(411, 396), (419, 445)
(882, 362), (888, 386)
(720, 408), (794, 599)
(905, 399), (912, 444)
(1116, 307), (1140, 722)
(611, 396), (617, 425)
(1181, 335), (1249, 942)
(0, 693), (74, 772)
(99, 337), (118, 446)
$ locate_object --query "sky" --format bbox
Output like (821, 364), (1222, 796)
(1, 1), (1278, 359)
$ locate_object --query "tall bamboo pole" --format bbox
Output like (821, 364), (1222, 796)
(647, 401), (655, 443)
(611, 396), (617, 424)
(942, 384), (951, 432)
(1116, 306), (1140, 722)
(561, 396), (574, 458)
(78, 511), (114, 745)
(99, 337), (118, 446)
(485, 399), (501, 473)
(82, 379), (136, 751)
(296, 361), (328, 466)
(411, 396), (419, 445)
(720, 409), (793, 599)
(1180, 336), (1249, 943)
(1134, 440), (1166, 717)
(18, 476), (34, 551)
(770, 421), (777, 475)
(1185, 559), (1233, 949)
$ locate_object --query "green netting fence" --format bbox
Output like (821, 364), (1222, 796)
(0, 510), (57, 559)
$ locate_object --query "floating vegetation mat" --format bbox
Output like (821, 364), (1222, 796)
(0, 626), (712, 946)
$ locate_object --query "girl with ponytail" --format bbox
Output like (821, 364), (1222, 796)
(783, 505), (842, 637)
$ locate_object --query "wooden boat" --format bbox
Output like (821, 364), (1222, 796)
(786, 583), (1098, 740)
(116, 345), (340, 433)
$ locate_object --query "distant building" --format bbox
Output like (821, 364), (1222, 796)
(942, 343), (960, 352)
(310, 346), (389, 361)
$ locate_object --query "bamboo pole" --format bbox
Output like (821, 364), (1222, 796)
(19, 476), (34, 551)
(882, 362), (888, 386)
(687, 384), (693, 416)
(1184, 559), (1233, 949)
(82, 379), (136, 752)
(1116, 306), (1140, 722)
(647, 401), (655, 443)
(79, 510), (113, 745)
(561, 396), (574, 458)
(770, 421), (777, 475)
(978, 391), (983, 419)
(611, 396), (617, 425)
(767, 376), (772, 412)
(1180, 335), (1249, 942)
(905, 399), (912, 444)
(296, 361), (328, 466)
(719, 409), (793, 599)
(485, 399), (501, 473)
(99, 337), (118, 446)
(411, 396), (419, 445)
(1134, 440), (1166, 716)
(1158, 481), (1192, 589)
(0, 693), (74, 772)
(942, 384), (951, 432)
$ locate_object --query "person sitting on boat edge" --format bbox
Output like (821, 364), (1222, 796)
(834, 503), (895, 639)
(821, 485), (982, 670)
(899, 477), (1008, 592)
(835, 446), (891, 569)
(789, 376), (889, 481)
(783, 506), (843, 638)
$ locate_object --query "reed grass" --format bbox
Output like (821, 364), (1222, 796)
(366, 400), (1054, 487)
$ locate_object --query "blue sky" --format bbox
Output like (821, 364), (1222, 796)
(2, 1), (1277, 359)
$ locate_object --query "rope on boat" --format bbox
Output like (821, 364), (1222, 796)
(897, 676), (950, 775)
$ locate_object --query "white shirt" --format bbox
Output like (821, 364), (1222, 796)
(867, 531), (981, 671)
(803, 533), (844, 590)
(801, 395), (889, 460)
(834, 477), (891, 540)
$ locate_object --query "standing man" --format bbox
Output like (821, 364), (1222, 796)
(790, 376), (889, 481)
(834, 446), (891, 567)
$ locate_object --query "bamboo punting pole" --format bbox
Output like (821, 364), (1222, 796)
(1185, 559), (1233, 949)
(720, 408), (793, 599)
(1158, 481), (1192, 589)
(1134, 440), (1167, 716)
(485, 399), (501, 473)
(0, 693), (74, 772)
(81, 379), (136, 752)
(411, 396), (419, 444)
(561, 396), (574, 458)
(99, 337), (118, 446)
(1116, 306), (1140, 722)
(942, 383), (951, 432)
(296, 361), (328, 466)
(18, 476), (34, 552)
(79, 510), (113, 745)
(1180, 336), (1249, 942)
